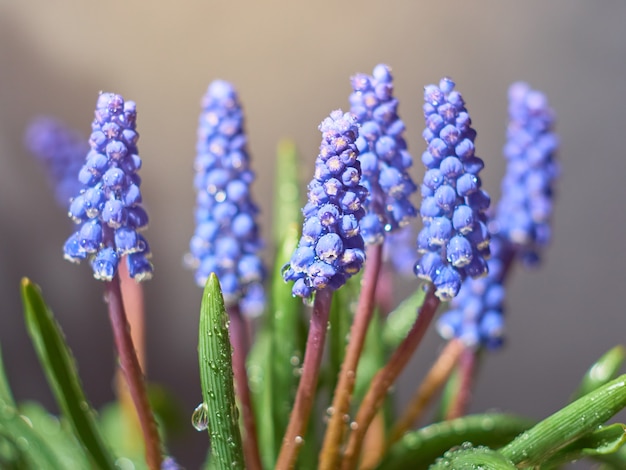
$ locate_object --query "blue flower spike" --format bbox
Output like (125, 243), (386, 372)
(187, 80), (266, 317)
(63, 92), (153, 282)
(436, 235), (508, 349)
(25, 116), (89, 207)
(415, 78), (491, 301)
(496, 82), (559, 266)
(349, 64), (418, 244)
(283, 110), (368, 299)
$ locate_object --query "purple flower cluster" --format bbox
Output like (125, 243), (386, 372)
(63, 93), (153, 282)
(415, 78), (491, 301)
(349, 64), (417, 244)
(283, 110), (368, 299)
(24, 117), (88, 207)
(495, 82), (559, 266)
(187, 80), (265, 317)
(436, 235), (508, 349)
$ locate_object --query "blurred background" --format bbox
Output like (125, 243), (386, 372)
(1, 1), (625, 467)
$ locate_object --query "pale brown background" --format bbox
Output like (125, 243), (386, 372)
(1, 1), (625, 468)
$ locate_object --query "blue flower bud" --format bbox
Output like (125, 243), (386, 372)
(24, 117), (89, 207)
(349, 65), (417, 244)
(63, 93), (153, 281)
(415, 78), (492, 300)
(187, 80), (266, 316)
(284, 110), (367, 298)
(496, 82), (559, 265)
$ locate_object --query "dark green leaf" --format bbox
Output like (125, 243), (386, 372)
(541, 423), (626, 468)
(500, 374), (626, 467)
(572, 345), (625, 401)
(428, 445), (516, 470)
(198, 274), (244, 469)
(20, 278), (116, 470)
(0, 344), (15, 408)
(382, 287), (427, 350)
(377, 413), (533, 470)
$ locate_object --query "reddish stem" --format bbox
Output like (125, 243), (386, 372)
(227, 304), (263, 470)
(340, 285), (440, 470)
(276, 288), (333, 470)
(319, 244), (383, 469)
(105, 274), (162, 469)
(388, 339), (464, 449)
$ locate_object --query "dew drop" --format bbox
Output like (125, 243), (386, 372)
(290, 356), (300, 366)
(349, 421), (358, 430)
(294, 435), (304, 446)
(115, 457), (135, 470)
(192, 402), (209, 431)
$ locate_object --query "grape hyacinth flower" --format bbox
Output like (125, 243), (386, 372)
(349, 64), (417, 244)
(415, 78), (491, 300)
(186, 80), (265, 318)
(63, 93), (153, 282)
(436, 234), (508, 349)
(282, 110), (368, 299)
(496, 82), (559, 266)
(24, 116), (89, 207)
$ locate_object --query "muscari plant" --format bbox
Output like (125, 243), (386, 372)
(3, 65), (626, 470)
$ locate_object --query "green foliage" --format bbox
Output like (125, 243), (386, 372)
(20, 278), (116, 470)
(500, 374), (626, 467)
(198, 274), (245, 469)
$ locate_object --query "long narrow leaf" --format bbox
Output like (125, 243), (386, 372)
(0, 402), (67, 468)
(500, 374), (626, 467)
(20, 278), (116, 470)
(540, 423), (626, 468)
(198, 274), (244, 469)
(572, 345), (625, 401)
(377, 413), (533, 470)
(0, 344), (15, 408)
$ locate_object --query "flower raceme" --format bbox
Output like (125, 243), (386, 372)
(283, 110), (368, 299)
(350, 64), (417, 244)
(63, 92), (153, 282)
(496, 82), (559, 266)
(186, 80), (266, 317)
(415, 78), (491, 301)
(437, 82), (559, 349)
(25, 116), (88, 208)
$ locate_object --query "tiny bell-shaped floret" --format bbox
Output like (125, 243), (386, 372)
(283, 110), (368, 299)
(63, 93), (152, 281)
(186, 80), (266, 317)
(415, 78), (491, 300)
(350, 64), (417, 244)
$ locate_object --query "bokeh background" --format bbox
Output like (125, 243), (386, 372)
(1, 1), (625, 468)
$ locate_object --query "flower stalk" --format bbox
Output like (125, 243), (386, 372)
(105, 273), (161, 469)
(275, 288), (333, 470)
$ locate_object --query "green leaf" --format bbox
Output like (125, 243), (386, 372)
(382, 287), (427, 350)
(499, 374), (626, 467)
(428, 445), (516, 470)
(378, 413), (534, 470)
(0, 345), (15, 408)
(572, 345), (625, 400)
(540, 423), (626, 468)
(20, 278), (116, 470)
(328, 273), (360, 395)
(0, 401), (68, 469)
(198, 274), (244, 469)
(98, 402), (147, 469)
(273, 139), (302, 245)
(18, 402), (90, 469)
